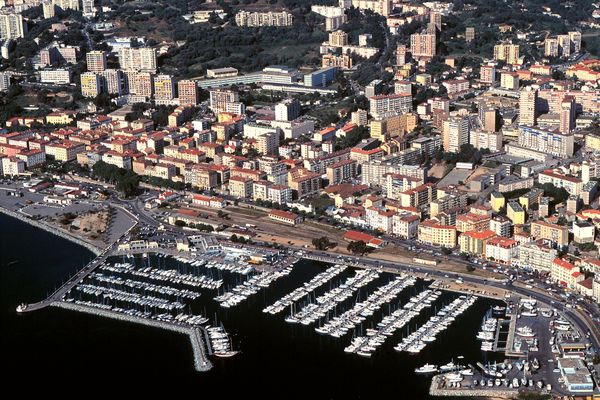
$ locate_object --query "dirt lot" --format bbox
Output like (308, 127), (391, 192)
(177, 204), (500, 278)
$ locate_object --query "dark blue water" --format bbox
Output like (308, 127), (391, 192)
(1, 213), (502, 397)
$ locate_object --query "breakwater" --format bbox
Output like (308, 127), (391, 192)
(53, 301), (213, 372)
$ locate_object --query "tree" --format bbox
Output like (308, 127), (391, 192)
(312, 236), (333, 251)
(347, 240), (371, 255)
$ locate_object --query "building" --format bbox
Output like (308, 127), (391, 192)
(518, 126), (574, 158)
(322, 53), (353, 70)
(545, 38), (559, 57)
(209, 89), (239, 114)
(235, 11), (293, 27)
(480, 65), (496, 84)
(326, 159), (357, 185)
(518, 241), (557, 272)
(396, 44), (407, 66)
(102, 69), (124, 95)
(494, 43), (520, 64)
(118, 47), (157, 72)
(275, 98), (301, 121)
(519, 188), (544, 210)
(507, 201), (525, 225)
(410, 33), (436, 58)
(127, 72), (153, 97)
(40, 69), (72, 84)
(490, 192), (505, 212)
(465, 27), (475, 42)
(442, 115), (469, 153)
(456, 213), (491, 233)
(531, 220), (569, 247)
(0, 13), (27, 40)
(538, 169), (581, 196)
(153, 75), (175, 100)
(418, 220), (457, 248)
(0, 72), (10, 92)
(556, 357), (594, 393)
(304, 67), (337, 87)
(329, 30), (348, 46)
(392, 214), (419, 239)
(289, 168), (321, 198)
(519, 88), (537, 126)
(559, 96), (575, 134)
(86, 51), (107, 73)
(268, 210), (302, 225)
(573, 221), (595, 244)
(255, 131), (279, 156)
(442, 79), (470, 97)
(178, 80), (198, 106)
(80, 72), (102, 97)
(500, 72), (519, 90)
(228, 176), (253, 198)
(369, 93), (412, 119)
(490, 215), (512, 237)
(45, 140), (86, 162)
(551, 258), (583, 289)
(325, 14), (347, 31)
(485, 236), (519, 264)
(459, 230), (497, 257)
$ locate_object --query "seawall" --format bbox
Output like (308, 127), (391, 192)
(0, 206), (102, 256)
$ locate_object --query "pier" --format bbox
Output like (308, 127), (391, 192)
(17, 237), (126, 313)
(492, 319), (510, 352)
(429, 375), (518, 398)
(53, 301), (213, 372)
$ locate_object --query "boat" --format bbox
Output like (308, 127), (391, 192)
(516, 326), (536, 338)
(415, 364), (438, 374)
(440, 362), (458, 372)
(445, 372), (463, 383)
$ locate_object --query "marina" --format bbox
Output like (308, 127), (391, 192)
(214, 266), (293, 308)
(316, 274), (416, 339)
(345, 288), (440, 357)
(5, 209), (595, 397)
(394, 295), (477, 354)
(262, 264), (347, 314)
(283, 268), (380, 326)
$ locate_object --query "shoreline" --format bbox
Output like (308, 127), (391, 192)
(0, 206), (103, 256)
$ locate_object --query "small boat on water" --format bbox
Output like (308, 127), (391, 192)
(415, 364), (438, 374)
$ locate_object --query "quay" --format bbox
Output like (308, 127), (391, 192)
(53, 301), (213, 372)
(429, 375), (518, 398)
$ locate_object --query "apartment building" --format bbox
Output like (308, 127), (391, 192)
(235, 11), (293, 27)
(459, 230), (497, 257)
(418, 220), (457, 248)
(485, 237), (519, 264)
(550, 258), (583, 289)
(531, 220), (569, 247)
(369, 93), (412, 118)
(538, 169), (582, 196)
(326, 159), (357, 185)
